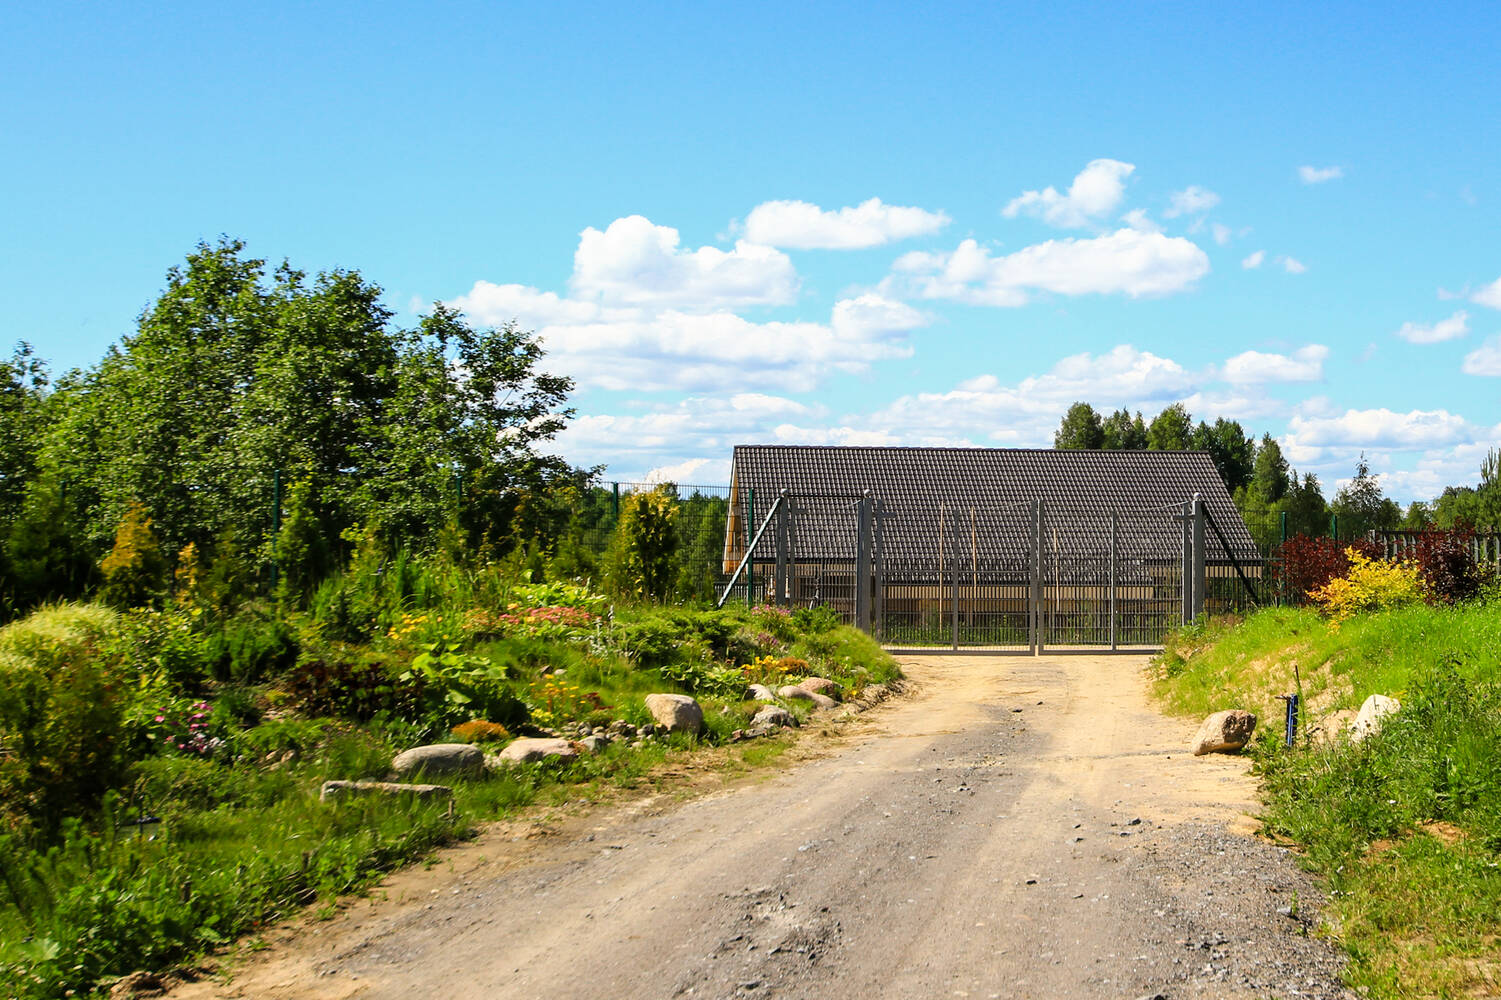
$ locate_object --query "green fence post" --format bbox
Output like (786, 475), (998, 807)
(746, 487), (755, 608)
(1280, 510), (1287, 544)
(612, 482), (620, 516)
(1330, 513), (1338, 540)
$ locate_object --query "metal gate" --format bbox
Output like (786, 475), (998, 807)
(719, 493), (1223, 651)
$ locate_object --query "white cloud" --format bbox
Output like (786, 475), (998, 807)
(450, 281), (626, 327)
(1220, 345), (1328, 384)
(1287, 407), (1474, 449)
(642, 457), (732, 485)
(1281, 256), (1307, 274)
(1395, 311), (1469, 344)
(1241, 250), (1265, 270)
(1164, 185), (1221, 218)
(1212, 223), (1232, 246)
(1299, 165), (1344, 184)
(830, 293), (928, 340)
(1463, 335), (1501, 375)
(1119, 208), (1162, 233)
(742, 197), (950, 249)
(571, 215), (797, 309)
(1473, 276), (1501, 309)
(1002, 159), (1135, 228)
(894, 229), (1209, 306)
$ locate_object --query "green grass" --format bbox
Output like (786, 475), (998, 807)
(1155, 600), (1501, 998)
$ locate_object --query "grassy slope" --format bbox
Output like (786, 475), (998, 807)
(1153, 602), (1501, 999)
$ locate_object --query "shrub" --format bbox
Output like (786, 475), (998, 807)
(0, 604), (128, 833)
(205, 606), (298, 683)
(1272, 534), (1381, 603)
(450, 720), (511, 744)
(790, 605), (843, 634)
(112, 607), (212, 689)
(610, 486), (679, 600)
(286, 654), (421, 722)
(98, 500), (168, 608)
(1412, 527), (1490, 604)
(1308, 547), (1423, 627)
(613, 617), (686, 669)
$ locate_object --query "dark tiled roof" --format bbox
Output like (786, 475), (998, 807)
(731, 445), (1259, 572)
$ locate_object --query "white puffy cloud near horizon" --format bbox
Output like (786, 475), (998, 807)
(1220, 345), (1328, 384)
(742, 197), (950, 249)
(1003, 159), (1135, 228)
(1395, 311), (1469, 344)
(892, 229), (1210, 305)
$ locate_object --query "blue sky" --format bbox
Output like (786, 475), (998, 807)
(4, 1), (1499, 501)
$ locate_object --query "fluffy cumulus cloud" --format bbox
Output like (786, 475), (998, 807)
(571, 215), (797, 309)
(742, 197), (950, 249)
(1299, 165), (1344, 184)
(1003, 159), (1135, 228)
(1220, 345), (1328, 384)
(1395, 311), (1469, 344)
(892, 229), (1210, 305)
(1462, 335), (1501, 376)
(1241, 250), (1265, 269)
(1287, 407), (1475, 450)
(1473, 276), (1501, 309)
(1164, 185), (1220, 218)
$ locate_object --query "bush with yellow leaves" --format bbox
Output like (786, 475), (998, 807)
(1308, 547), (1423, 628)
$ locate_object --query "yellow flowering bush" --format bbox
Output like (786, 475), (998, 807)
(1308, 547), (1423, 628)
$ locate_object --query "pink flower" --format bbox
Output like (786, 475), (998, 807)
(154, 715), (166, 722)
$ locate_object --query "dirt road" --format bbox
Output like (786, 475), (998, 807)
(178, 654), (1352, 999)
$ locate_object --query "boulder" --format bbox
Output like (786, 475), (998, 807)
(778, 685), (815, 702)
(1350, 694), (1400, 742)
(748, 683), (779, 702)
(645, 693), (705, 734)
(797, 677), (841, 700)
(751, 705), (798, 729)
(579, 734), (612, 754)
(390, 743), (484, 779)
(320, 780), (453, 803)
(807, 692), (839, 710)
(1191, 709), (1257, 756)
(491, 737), (580, 765)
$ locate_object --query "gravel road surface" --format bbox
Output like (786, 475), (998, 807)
(175, 654), (1353, 1000)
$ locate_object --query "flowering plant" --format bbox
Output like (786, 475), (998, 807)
(1308, 547), (1423, 628)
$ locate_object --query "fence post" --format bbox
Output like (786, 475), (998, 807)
(872, 499), (885, 640)
(951, 507), (960, 650)
(612, 482), (619, 516)
(786, 493), (798, 606)
(1330, 513), (1338, 540)
(855, 491), (872, 631)
(1191, 494), (1206, 621)
(1180, 500), (1192, 625)
(1109, 511), (1118, 651)
(1031, 499), (1044, 655)
(746, 488), (755, 608)
(774, 490), (789, 606)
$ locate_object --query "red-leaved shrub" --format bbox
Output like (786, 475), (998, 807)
(1412, 527), (1490, 604)
(1272, 534), (1382, 603)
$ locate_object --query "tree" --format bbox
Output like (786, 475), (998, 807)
(98, 500), (167, 608)
(1146, 403), (1194, 451)
(1101, 408), (1148, 450)
(611, 485), (680, 601)
(1331, 454), (1401, 537)
(1284, 472), (1329, 539)
(1190, 418), (1255, 494)
(1053, 402), (1104, 450)
(1250, 434), (1291, 504)
(0, 343), (48, 532)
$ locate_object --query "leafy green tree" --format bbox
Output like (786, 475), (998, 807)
(1402, 500), (1433, 530)
(0, 343), (48, 530)
(1100, 408), (1148, 449)
(1146, 403), (1194, 451)
(1190, 418), (1255, 494)
(3, 478), (94, 614)
(611, 485), (680, 601)
(1053, 402), (1104, 450)
(1250, 434), (1291, 503)
(1331, 454), (1402, 537)
(1283, 472), (1329, 538)
(98, 500), (168, 608)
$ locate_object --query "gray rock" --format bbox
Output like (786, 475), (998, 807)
(321, 780), (453, 802)
(748, 683), (779, 702)
(797, 677), (841, 700)
(491, 737), (580, 765)
(390, 743), (484, 779)
(1191, 710), (1257, 755)
(778, 685), (815, 702)
(645, 693), (705, 734)
(1350, 693), (1400, 742)
(807, 692), (839, 710)
(751, 705), (798, 729)
(579, 734), (612, 754)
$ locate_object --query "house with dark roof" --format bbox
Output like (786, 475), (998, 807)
(721, 445), (1262, 648)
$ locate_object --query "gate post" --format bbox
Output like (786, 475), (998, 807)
(872, 499), (885, 640)
(1191, 494), (1207, 621)
(775, 490), (789, 606)
(1109, 511), (1118, 651)
(951, 506), (961, 650)
(855, 491), (873, 631)
(786, 493), (798, 605)
(1031, 499), (1045, 656)
(1180, 500), (1192, 625)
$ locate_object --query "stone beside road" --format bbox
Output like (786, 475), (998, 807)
(1350, 693), (1400, 742)
(1191, 709), (1257, 756)
(491, 737), (580, 766)
(390, 743), (484, 779)
(751, 705), (798, 729)
(645, 693), (705, 734)
(321, 780), (453, 803)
